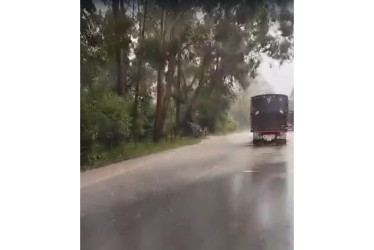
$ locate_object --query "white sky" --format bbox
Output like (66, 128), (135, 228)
(258, 54), (294, 96)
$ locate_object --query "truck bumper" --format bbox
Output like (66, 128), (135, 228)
(253, 131), (287, 141)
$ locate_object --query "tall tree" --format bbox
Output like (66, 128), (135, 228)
(132, 0), (148, 140)
(153, 4), (167, 141)
(112, 0), (124, 95)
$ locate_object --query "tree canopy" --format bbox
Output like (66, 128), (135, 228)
(80, 0), (294, 166)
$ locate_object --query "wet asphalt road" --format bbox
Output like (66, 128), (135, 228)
(81, 131), (293, 250)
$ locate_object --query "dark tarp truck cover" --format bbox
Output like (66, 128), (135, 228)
(251, 94), (288, 131)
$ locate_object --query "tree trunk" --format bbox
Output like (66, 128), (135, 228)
(112, 0), (123, 96)
(132, 0), (135, 19)
(123, 55), (128, 95)
(132, 0), (148, 140)
(158, 14), (179, 140)
(159, 53), (176, 139)
(182, 80), (204, 124)
(175, 52), (182, 127)
(120, 0), (128, 95)
(181, 53), (211, 124)
(154, 6), (167, 142)
(154, 67), (164, 141)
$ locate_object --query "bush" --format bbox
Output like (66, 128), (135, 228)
(215, 114), (237, 133)
(80, 84), (131, 166)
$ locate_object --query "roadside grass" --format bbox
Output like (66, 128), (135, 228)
(82, 137), (201, 171)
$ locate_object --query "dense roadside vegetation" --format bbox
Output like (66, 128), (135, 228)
(80, 0), (293, 169)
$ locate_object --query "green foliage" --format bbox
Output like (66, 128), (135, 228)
(82, 137), (200, 171)
(143, 37), (162, 68)
(81, 10), (108, 86)
(102, 10), (133, 57)
(214, 114), (238, 133)
(80, 84), (131, 166)
(229, 88), (252, 129)
(80, 0), (294, 168)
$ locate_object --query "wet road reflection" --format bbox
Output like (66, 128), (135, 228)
(81, 133), (293, 250)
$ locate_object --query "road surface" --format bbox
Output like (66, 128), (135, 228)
(81, 131), (293, 250)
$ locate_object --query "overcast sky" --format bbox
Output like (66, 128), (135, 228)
(257, 54), (294, 96)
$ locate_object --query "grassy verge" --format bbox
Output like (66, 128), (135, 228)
(82, 137), (201, 171)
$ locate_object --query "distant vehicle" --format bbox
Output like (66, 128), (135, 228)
(250, 94), (288, 145)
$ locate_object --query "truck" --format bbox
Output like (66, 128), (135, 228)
(250, 94), (288, 146)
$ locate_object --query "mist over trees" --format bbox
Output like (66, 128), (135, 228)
(80, 0), (294, 165)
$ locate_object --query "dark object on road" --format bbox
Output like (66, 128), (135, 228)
(186, 122), (207, 138)
(251, 94), (288, 145)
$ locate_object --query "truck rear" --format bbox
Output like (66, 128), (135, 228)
(250, 94), (288, 145)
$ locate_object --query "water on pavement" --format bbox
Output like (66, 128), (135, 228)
(81, 132), (293, 250)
